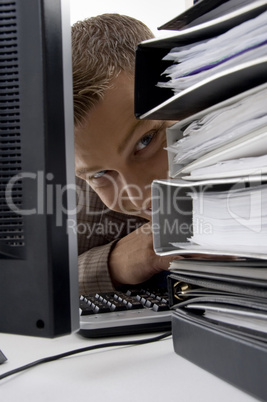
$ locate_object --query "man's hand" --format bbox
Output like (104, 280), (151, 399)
(108, 222), (181, 287)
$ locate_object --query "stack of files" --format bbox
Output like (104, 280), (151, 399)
(144, 1), (267, 400)
(167, 268), (267, 402)
(151, 177), (267, 261)
(166, 83), (267, 179)
(157, 10), (267, 94)
(173, 184), (267, 256)
(134, 0), (267, 120)
(151, 176), (267, 401)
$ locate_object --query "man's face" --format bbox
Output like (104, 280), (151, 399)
(75, 72), (174, 220)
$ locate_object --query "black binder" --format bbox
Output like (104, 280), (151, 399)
(134, 0), (267, 120)
(168, 271), (267, 401)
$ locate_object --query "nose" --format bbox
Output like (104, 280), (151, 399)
(117, 170), (151, 210)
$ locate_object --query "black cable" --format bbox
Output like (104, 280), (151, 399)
(0, 331), (172, 381)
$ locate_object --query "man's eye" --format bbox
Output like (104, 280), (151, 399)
(135, 133), (154, 152)
(92, 170), (108, 179)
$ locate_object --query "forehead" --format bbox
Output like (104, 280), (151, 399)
(74, 73), (147, 172)
(76, 77), (135, 144)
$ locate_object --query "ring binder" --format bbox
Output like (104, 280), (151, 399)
(173, 281), (193, 300)
(135, 0), (267, 400)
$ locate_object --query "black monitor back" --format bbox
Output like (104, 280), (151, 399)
(0, 0), (79, 337)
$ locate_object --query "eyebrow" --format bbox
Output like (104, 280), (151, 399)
(76, 166), (103, 177)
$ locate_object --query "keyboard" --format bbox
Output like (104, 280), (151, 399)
(79, 287), (172, 337)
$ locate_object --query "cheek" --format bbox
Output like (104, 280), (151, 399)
(94, 187), (120, 212)
(153, 147), (169, 178)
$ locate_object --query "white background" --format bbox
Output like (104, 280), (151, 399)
(69, 0), (193, 36)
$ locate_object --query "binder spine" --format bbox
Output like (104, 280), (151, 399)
(172, 309), (267, 402)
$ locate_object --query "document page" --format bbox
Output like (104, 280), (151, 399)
(171, 184), (267, 256)
(157, 11), (267, 94)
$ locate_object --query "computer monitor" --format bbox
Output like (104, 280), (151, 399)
(0, 0), (80, 337)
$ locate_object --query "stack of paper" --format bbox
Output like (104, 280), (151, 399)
(167, 85), (267, 164)
(189, 154), (267, 179)
(172, 184), (267, 255)
(157, 11), (267, 94)
(148, 3), (267, 400)
(166, 84), (267, 179)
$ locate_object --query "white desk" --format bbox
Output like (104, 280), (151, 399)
(0, 331), (259, 402)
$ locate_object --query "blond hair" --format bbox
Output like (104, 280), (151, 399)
(72, 14), (154, 126)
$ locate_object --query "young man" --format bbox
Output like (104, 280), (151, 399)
(72, 14), (179, 295)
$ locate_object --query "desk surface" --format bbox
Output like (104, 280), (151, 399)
(0, 330), (259, 402)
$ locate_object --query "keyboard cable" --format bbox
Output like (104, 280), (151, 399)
(0, 331), (172, 381)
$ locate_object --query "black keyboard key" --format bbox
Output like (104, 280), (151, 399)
(152, 302), (169, 312)
(112, 300), (127, 311)
(95, 302), (111, 313)
(81, 309), (95, 316)
(126, 300), (144, 309)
